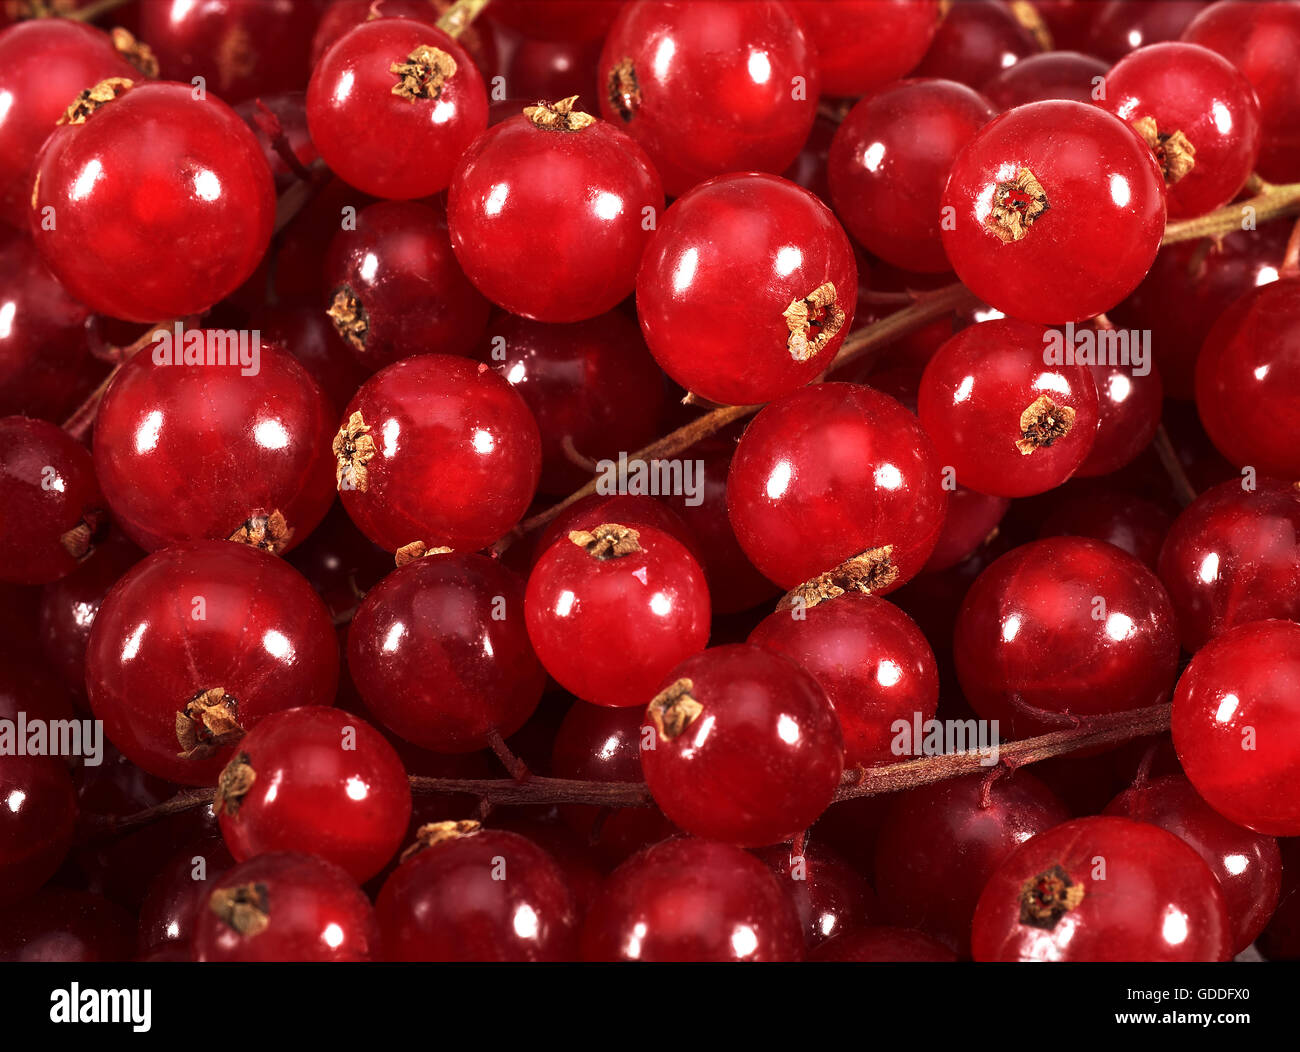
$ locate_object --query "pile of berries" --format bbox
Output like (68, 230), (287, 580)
(1, 0), (1299, 964)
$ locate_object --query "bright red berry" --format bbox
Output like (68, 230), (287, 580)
(787, 0), (940, 98)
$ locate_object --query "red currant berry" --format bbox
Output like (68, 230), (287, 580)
(1074, 357), (1163, 477)
(923, 484), (1010, 572)
(377, 822), (579, 961)
(972, 815), (1232, 961)
(529, 493), (699, 571)
(257, 305), (370, 417)
(637, 173), (857, 406)
(488, 0), (622, 42)
(982, 50), (1110, 110)
(348, 552), (546, 751)
(954, 537), (1180, 737)
(1172, 618), (1300, 836)
(1106, 772), (1282, 953)
(581, 837), (804, 961)
(1039, 484), (1174, 570)
(1087, 0), (1210, 61)
(31, 81), (275, 323)
(728, 382), (947, 591)
(0, 415), (105, 585)
(312, 0), (500, 74)
(641, 644), (843, 846)
(597, 1), (818, 197)
(918, 318), (1100, 497)
(1033, 0), (1102, 53)
(787, 0), (941, 98)
(812, 925), (959, 961)
(324, 200), (490, 373)
(1195, 279), (1300, 479)
(85, 542), (339, 784)
(194, 852), (379, 962)
(137, 834), (235, 957)
(334, 354), (541, 554)
(0, 890), (133, 962)
(940, 101), (1166, 323)
(912, 0), (1043, 87)
(0, 754), (76, 907)
(307, 19), (487, 200)
(506, 35), (604, 101)
(525, 522), (710, 708)
(448, 97), (661, 323)
(94, 336), (337, 555)
(828, 78), (995, 273)
(873, 771), (1069, 955)
(214, 706), (411, 882)
(754, 841), (879, 951)
(749, 594), (938, 769)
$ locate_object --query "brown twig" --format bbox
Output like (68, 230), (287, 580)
(436, 0), (493, 37)
(62, 0), (133, 21)
(1152, 423), (1199, 508)
(1164, 180), (1300, 245)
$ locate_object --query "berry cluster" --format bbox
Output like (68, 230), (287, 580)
(0, 0), (1298, 966)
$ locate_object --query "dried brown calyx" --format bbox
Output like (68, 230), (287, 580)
(334, 411), (377, 492)
(391, 44), (458, 101)
(1016, 394), (1076, 454)
(229, 510), (294, 555)
(59, 507), (106, 563)
(524, 95), (596, 132)
(399, 819), (481, 862)
(985, 167), (1050, 243)
(1132, 116), (1196, 186)
(606, 58), (640, 122)
(176, 687), (244, 759)
(647, 679), (702, 740)
(569, 523), (641, 559)
(778, 546), (899, 612)
(216, 24), (256, 83)
(210, 881), (270, 937)
(110, 27), (159, 78)
(214, 752), (256, 817)
(1018, 864), (1085, 930)
(328, 286), (368, 352)
(784, 282), (845, 362)
(394, 540), (453, 567)
(59, 78), (134, 126)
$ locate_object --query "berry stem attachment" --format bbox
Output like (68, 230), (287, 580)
(1152, 423), (1199, 508)
(436, 0), (494, 38)
(1163, 179), (1300, 245)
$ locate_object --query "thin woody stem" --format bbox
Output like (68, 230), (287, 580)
(436, 0), (493, 37)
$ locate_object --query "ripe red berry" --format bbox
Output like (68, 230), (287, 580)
(642, 644), (843, 846)
(312, 0), (500, 74)
(923, 484), (1010, 572)
(525, 522), (710, 708)
(982, 50), (1110, 110)
(0, 755), (76, 908)
(1039, 485), (1174, 570)
(31, 81), (275, 323)
(447, 97), (662, 322)
(940, 100), (1166, 324)
(334, 354), (541, 554)
(1087, 0), (1209, 61)
(85, 542), (339, 784)
(1172, 618), (1300, 836)
(912, 0), (1043, 86)
(637, 173), (858, 406)
(307, 19), (487, 200)
(972, 815), (1232, 961)
(754, 841), (879, 951)
(581, 837), (805, 962)
(786, 0), (940, 97)
(137, 835), (235, 957)
(1075, 356), (1163, 477)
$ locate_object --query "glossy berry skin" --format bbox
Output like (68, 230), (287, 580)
(981, 50), (1109, 110)
(507, 36), (604, 102)
(307, 19), (486, 200)
(335, 355), (541, 554)
(478, 310), (667, 495)
(873, 772), (1069, 956)
(1106, 773), (1281, 953)
(754, 842), (879, 951)
(918, 319), (1100, 498)
(1100, 43), (1261, 218)
(377, 827), (578, 961)
(85, 542), (339, 785)
(1158, 479), (1300, 652)
(1039, 486), (1173, 571)
(637, 173), (857, 407)
(597, 1), (818, 197)
(1087, 0), (1210, 61)
(311, 0), (499, 73)
(1172, 619), (1300, 836)
(749, 595), (939, 769)
(0, 416), (104, 585)
(31, 82), (275, 323)
(641, 644), (843, 847)
(0, 19), (139, 229)
(581, 837), (804, 962)
(912, 0), (1042, 87)
(93, 338), (337, 555)
(954, 538), (1180, 738)
(0, 755), (76, 907)
(828, 79), (995, 273)
(349, 553), (546, 752)
(323, 200), (490, 373)
(215, 707), (411, 883)
(923, 484), (1010, 572)
(787, 0), (940, 97)
(447, 103), (661, 323)
(728, 383), (946, 591)
(941, 101), (1166, 324)
(1182, 0), (1300, 182)
(1076, 357), (1163, 477)
(530, 493), (699, 572)
(257, 306), (369, 417)
(526, 523), (710, 708)
(972, 816), (1231, 961)
(194, 852), (378, 962)
(813, 926), (958, 962)
(1195, 279), (1300, 479)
